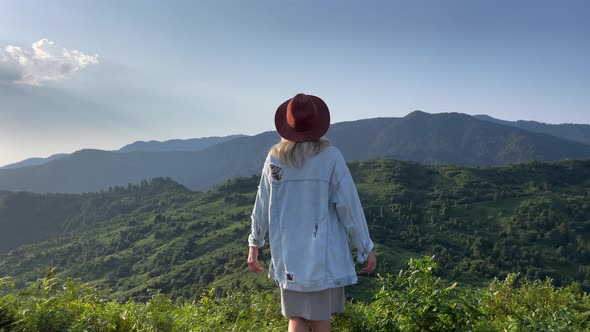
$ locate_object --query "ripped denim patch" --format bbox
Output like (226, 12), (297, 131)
(269, 164), (284, 181)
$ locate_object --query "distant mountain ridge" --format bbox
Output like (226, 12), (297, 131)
(1, 111), (590, 193)
(0, 153), (68, 169)
(474, 114), (590, 146)
(117, 135), (248, 153)
(0, 135), (247, 169)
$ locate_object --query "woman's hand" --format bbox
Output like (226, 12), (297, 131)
(362, 251), (377, 274)
(248, 246), (264, 273)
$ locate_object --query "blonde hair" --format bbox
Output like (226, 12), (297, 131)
(270, 137), (331, 168)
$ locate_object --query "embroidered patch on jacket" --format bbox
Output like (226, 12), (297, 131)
(269, 164), (284, 181)
(286, 272), (294, 282)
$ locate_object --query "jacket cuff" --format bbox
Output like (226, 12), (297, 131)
(248, 234), (265, 248)
(357, 240), (375, 264)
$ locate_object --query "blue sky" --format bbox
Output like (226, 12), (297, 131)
(0, 0), (589, 166)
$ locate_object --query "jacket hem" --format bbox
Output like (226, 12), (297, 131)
(275, 274), (358, 292)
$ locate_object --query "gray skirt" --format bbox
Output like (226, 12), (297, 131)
(280, 287), (345, 321)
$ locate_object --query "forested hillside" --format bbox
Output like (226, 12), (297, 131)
(1, 158), (590, 303)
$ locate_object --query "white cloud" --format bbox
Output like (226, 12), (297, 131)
(0, 39), (99, 86)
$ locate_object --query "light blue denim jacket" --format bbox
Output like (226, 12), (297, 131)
(248, 146), (374, 292)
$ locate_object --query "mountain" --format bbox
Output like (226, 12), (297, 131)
(116, 135), (247, 153)
(360, 111), (590, 165)
(474, 114), (590, 146)
(0, 135), (246, 170)
(2, 111), (590, 193)
(1, 158), (589, 301)
(0, 153), (68, 169)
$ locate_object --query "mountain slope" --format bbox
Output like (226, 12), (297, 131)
(475, 114), (590, 146)
(370, 111), (590, 165)
(2, 112), (590, 193)
(1, 158), (589, 301)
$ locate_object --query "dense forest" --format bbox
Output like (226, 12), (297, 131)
(1, 157), (590, 305)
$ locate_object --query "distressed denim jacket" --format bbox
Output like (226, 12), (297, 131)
(248, 146), (374, 292)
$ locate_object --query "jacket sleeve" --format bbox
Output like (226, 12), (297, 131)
(330, 151), (375, 263)
(248, 164), (270, 248)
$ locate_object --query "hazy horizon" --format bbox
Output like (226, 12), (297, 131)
(2, 110), (589, 168)
(1, 0), (589, 167)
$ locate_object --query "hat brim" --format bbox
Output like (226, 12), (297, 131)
(274, 95), (330, 142)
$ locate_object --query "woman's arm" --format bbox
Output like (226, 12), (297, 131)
(248, 170), (270, 248)
(247, 163), (270, 273)
(330, 150), (375, 264)
(248, 246), (264, 273)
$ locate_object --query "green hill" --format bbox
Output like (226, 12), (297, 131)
(1, 158), (590, 302)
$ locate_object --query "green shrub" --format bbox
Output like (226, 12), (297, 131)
(368, 255), (466, 331)
(0, 277), (16, 331)
(475, 273), (590, 331)
(1, 258), (589, 331)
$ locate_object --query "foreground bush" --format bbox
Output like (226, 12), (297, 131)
(1, 257), (589, 331)
(0, 272), (285, 332)
(339, 256), (590, 331)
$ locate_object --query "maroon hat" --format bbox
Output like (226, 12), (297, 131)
(274, 93), (330, 142)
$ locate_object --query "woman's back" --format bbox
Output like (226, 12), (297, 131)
(247, 93), (376, 330)
(251, 144), (373, 291)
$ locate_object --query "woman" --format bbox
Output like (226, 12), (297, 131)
(247, 93), (377, 332)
